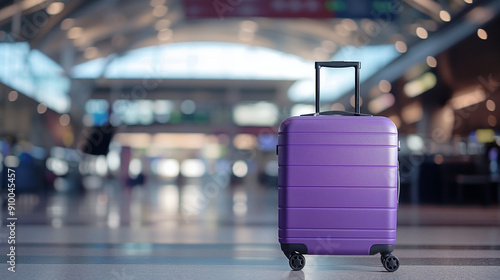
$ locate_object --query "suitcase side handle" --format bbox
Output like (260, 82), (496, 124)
(315, 61), (361, 116)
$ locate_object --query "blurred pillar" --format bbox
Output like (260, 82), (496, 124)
(121, 146), (131, 187)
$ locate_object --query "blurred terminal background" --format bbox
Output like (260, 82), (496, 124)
(0, 0), (499, 276)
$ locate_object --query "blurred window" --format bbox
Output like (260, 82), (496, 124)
(0, 42), (71, 113)
(233, 102), (278, 126)
(288, 45), (400, 102)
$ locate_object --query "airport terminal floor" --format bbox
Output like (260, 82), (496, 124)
(1, 180), (500, 280)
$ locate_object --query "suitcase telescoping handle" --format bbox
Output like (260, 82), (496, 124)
(315, 61), (361, 116)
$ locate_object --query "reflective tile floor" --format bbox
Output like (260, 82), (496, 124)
(1, 180), (500, 279)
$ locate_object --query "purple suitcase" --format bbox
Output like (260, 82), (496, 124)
(278, 61), (399, 272)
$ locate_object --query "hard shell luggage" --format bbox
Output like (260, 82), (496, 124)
(278, 61), (400, 272)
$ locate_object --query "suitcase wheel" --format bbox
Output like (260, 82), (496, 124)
(381, 254), (399, 272)
(289, 253), (306, 271)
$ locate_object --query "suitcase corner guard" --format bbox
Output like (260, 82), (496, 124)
(281, 243), (308, 258)
(369, 244), (395, 255)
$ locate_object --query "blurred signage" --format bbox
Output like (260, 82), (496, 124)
(475, 129), (495, 144)
(184, 0), (397, 19)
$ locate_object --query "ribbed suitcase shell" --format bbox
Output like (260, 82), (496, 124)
(278, 115), (398, 255)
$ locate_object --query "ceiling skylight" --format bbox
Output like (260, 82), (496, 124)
(71, 42), (311, 80)
(71, 42), (400, 102)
